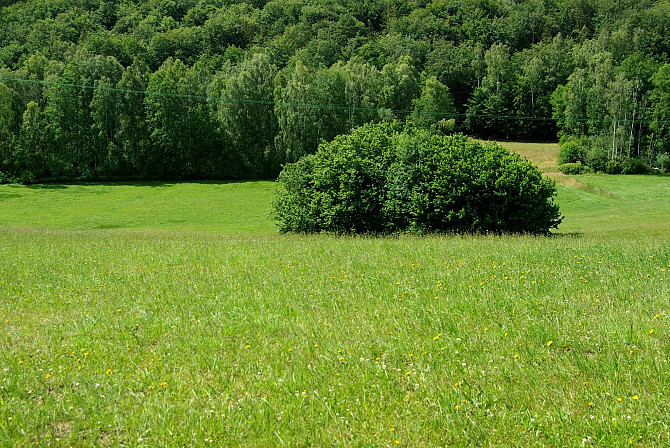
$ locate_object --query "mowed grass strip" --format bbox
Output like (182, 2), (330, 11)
(556, 174), (670, 237)
(1, 230), (669, 446)
(0, 181), (276, 234)
(2, 171), (670, 238)
(491, 140), (670, 237)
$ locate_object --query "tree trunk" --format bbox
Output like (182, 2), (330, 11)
(610, 120), (616, 160)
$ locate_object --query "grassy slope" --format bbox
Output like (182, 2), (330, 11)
(0, 181), (276, 234)
(495, 140), (670, 237)
(1, 145), (670, 446)
(479, 140), (560, 172)
(556, 175), (670, 237)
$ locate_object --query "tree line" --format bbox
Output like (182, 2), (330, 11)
(1, 0), (670, 182)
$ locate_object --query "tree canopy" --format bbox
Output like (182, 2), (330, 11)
(0, 0), (669, 182)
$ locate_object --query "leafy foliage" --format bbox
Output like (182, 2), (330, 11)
(557, 140), (586, 165)
(0, 0), (669, 182)
(557, 162), (589, 175)
(273, 122), (562, 234)
(620, 158), (650, 175)
(656, 153), (670, 172)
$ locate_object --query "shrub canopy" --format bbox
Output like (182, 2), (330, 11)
(273, 123), (562, 234)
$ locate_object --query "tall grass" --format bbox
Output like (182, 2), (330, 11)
(2, 144), (670, 445)
(1, 230), (669, 446)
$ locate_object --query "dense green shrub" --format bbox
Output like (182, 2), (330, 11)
(620, 158), (650, 174)
(557, 162), (590, 175)
(273, 123), (562, 234)
(585, 143), (609, 173)
(558, 141), (585, 165)
(657, 153), (670, 172)
(604, 160), (623, 174)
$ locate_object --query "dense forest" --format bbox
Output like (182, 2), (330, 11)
(0, 0), (669, 182)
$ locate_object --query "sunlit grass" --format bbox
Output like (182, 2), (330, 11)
(2, 144), (670, 445)
(555, 175), (670, 237)
(1, 230), (669, 446)
(495, 140), (670, 237)
(0, 180), (275, 234)
(478, 140), (559, 172)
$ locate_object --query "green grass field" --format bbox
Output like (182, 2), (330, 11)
(1, 148), (670, 446)
(0, 181), (275, 234)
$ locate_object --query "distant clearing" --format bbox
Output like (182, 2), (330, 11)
(477, 140), (559, 172)
(1, 161), (670, 238)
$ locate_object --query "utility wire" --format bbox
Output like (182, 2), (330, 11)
(1, 75), (669, 125)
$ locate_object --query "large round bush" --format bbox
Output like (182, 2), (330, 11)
(272, 122), (562, 234)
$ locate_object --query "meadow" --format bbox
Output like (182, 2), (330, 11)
(1, 144), (670, 446)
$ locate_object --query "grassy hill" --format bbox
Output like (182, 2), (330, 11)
(496, 140), (670, 237)
(1, 145), (670, 446)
